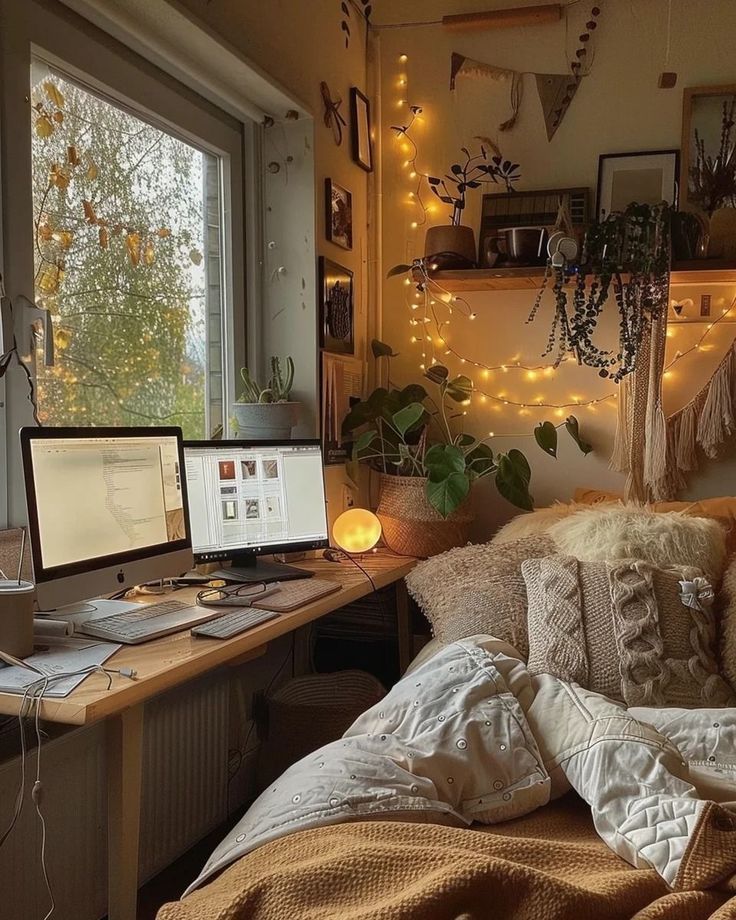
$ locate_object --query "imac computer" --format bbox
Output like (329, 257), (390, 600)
(21, 427), (193, 611)
(183, 439), (329, 582)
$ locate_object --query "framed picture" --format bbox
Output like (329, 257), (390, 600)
(321, 352), (364, 465)
(681, 84), (736, 214)
(319, 257), (354, 354)
(596, 150), (680, 220)
(350, 87), (373, 172)
(325, 178), (353, 250)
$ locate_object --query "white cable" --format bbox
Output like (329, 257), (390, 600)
(664, 0), (673, 65)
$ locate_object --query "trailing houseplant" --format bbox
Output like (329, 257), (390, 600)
(343, 341), (591, 555)
(527, 201), (672, 382)
(232, 356), (300, 439)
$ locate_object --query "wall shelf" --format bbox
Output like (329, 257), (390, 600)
(421, 261), (736, 292)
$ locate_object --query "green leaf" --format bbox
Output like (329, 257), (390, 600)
(565, 416), (593, 455)
(534, 421), (558, 458)
(386, 263), (412, 279)
(454, 433), (475, 448)
(371, 339), (398, 359)
(426, 471), (470, 518)
(398, 383), (427, 406)
(424, 443), (465, 480)
(367, 387), (390, 411)
(342, 400), (374, 433)
(445, 374), (473, 403)
(465, 442), (495, 477)
(495, 450), (534, 511)
(392, 402), (425, 437)
(424, 364), (449, 385)
(354, 429), (378, 453)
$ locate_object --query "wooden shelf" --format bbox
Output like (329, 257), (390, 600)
(424, 261), (736, 292)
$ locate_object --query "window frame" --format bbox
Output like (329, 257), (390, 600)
(0, 0), (248, 525)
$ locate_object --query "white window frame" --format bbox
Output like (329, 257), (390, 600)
(0, 0), (250, 525)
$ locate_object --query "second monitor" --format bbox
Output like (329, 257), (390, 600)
(184, 439), (329, 582)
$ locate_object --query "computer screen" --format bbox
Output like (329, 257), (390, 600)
(21, 427), (193, 609)
(183, 440), (329, 562)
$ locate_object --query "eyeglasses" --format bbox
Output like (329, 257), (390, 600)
(196, 581), (271, 608)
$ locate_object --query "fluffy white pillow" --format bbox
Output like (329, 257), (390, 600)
(491, 503), (581, 545)
(548, 506), (727, 582)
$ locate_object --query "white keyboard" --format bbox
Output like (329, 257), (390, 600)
(192, 608), (280, 639)
(80, 598), (223, 644)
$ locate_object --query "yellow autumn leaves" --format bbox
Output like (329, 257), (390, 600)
(34, 77), (203, 285)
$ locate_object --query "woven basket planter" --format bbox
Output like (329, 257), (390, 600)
(257, 670), (386, 787)
(376, 473), (473, 558)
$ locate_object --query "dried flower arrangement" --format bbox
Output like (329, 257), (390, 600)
(689, 97), (736, 216)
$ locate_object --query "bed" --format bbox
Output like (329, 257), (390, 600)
(157, 795), (736, 919)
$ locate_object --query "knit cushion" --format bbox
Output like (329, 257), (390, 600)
(548, 507), (727, 582)
(716, 556), (736, 692)
(406, 535), (555, 659)
(523, 554), (734, 707)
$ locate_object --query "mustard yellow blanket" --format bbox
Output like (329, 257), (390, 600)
(158, 798), (736, 920)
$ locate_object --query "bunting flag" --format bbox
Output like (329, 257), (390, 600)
(450, 52), (582, 138)
(534, 73), (581, 140)
(450, 53), (523, 131)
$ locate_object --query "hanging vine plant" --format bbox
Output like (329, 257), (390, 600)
(527, 201), (672, 382)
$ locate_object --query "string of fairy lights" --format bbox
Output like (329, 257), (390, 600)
(391, 51), (736, 437)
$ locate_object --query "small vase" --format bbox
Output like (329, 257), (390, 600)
(376, 473), (473, 558)
(423, 225), (477, 269)
(707, 208), (736, 259)
(231, 401), (300, 439)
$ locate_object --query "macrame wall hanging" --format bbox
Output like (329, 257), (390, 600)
(449, 6), (601, 139)
(612, 296), (736, 502)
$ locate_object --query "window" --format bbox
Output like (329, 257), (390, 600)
(0, 0), (246, 524)
(31, 62), (223, 438)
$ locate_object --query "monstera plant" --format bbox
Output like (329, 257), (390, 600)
(342, 341), (592, 517)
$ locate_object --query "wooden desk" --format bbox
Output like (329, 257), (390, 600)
(0, 553), (416, 920)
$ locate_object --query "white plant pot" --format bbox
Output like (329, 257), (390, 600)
(232, 401), (300, 439)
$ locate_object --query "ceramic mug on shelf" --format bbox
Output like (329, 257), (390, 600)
(487, 226), (549, 266)
(0, 580), (35, 659)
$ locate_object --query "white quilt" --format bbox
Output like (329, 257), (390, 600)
(185, 636), (736, 897)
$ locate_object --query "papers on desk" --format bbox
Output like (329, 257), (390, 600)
(0, 637), (120, 697)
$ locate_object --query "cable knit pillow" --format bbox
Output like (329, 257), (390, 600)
(523, 554), (734, 708)
(548, 507), (727, 582)
(406, 535), (555, 659)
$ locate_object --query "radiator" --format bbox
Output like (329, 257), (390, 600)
(0, 669), (231, 920)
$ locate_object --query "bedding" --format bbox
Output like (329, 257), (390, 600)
(173, 636), (736, 911)
(523, 555), (734, 707)
(405, 534), (555, 657)
(157, 799), (736, 920)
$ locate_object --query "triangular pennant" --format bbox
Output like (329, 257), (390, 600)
(535, 73), (581, 141)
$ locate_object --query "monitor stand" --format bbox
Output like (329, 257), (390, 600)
(211, 555), (314, 584)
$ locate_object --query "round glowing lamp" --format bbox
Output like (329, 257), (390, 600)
(332, 508), (382, 554)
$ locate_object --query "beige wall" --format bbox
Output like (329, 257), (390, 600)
(373, 0), (736, 537)
(175, 0), (373, 528)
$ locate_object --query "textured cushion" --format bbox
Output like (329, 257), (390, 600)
(491, 504), (580, 545)
(405, 535), (555, 659)
(523, 554), (734, 707)
(574, 490), (736, 557)
(716, 556), (736, 691)
(548, 506), (727, 582)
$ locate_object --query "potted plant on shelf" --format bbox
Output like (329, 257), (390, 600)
(232, 356), (300, 439)
(342, 341), (591, 557)
(421, 144), (521, 270)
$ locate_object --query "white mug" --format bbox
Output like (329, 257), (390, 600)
(0, 581), (35, 659)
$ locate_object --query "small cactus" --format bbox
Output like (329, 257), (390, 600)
(237, 356), (294, 403)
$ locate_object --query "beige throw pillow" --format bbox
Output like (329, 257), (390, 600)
(548, 507), (728, 582)
(523, 554), (734, 708)
(406, 535), (555, 658)
(716, 556), (736, 692)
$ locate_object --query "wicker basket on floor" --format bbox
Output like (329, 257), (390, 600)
(376, 473), (473, 558)
(257, 670), (386, 787)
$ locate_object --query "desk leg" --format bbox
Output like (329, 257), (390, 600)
(396, 579), (412, 675)
(107, 704), (144, 920)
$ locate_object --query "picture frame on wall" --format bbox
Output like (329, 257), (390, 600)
(325, 178), (353, 250)
(319, 256), (354, 354)
(596, 150), (680, 220)
(350, 87), (373, 172)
